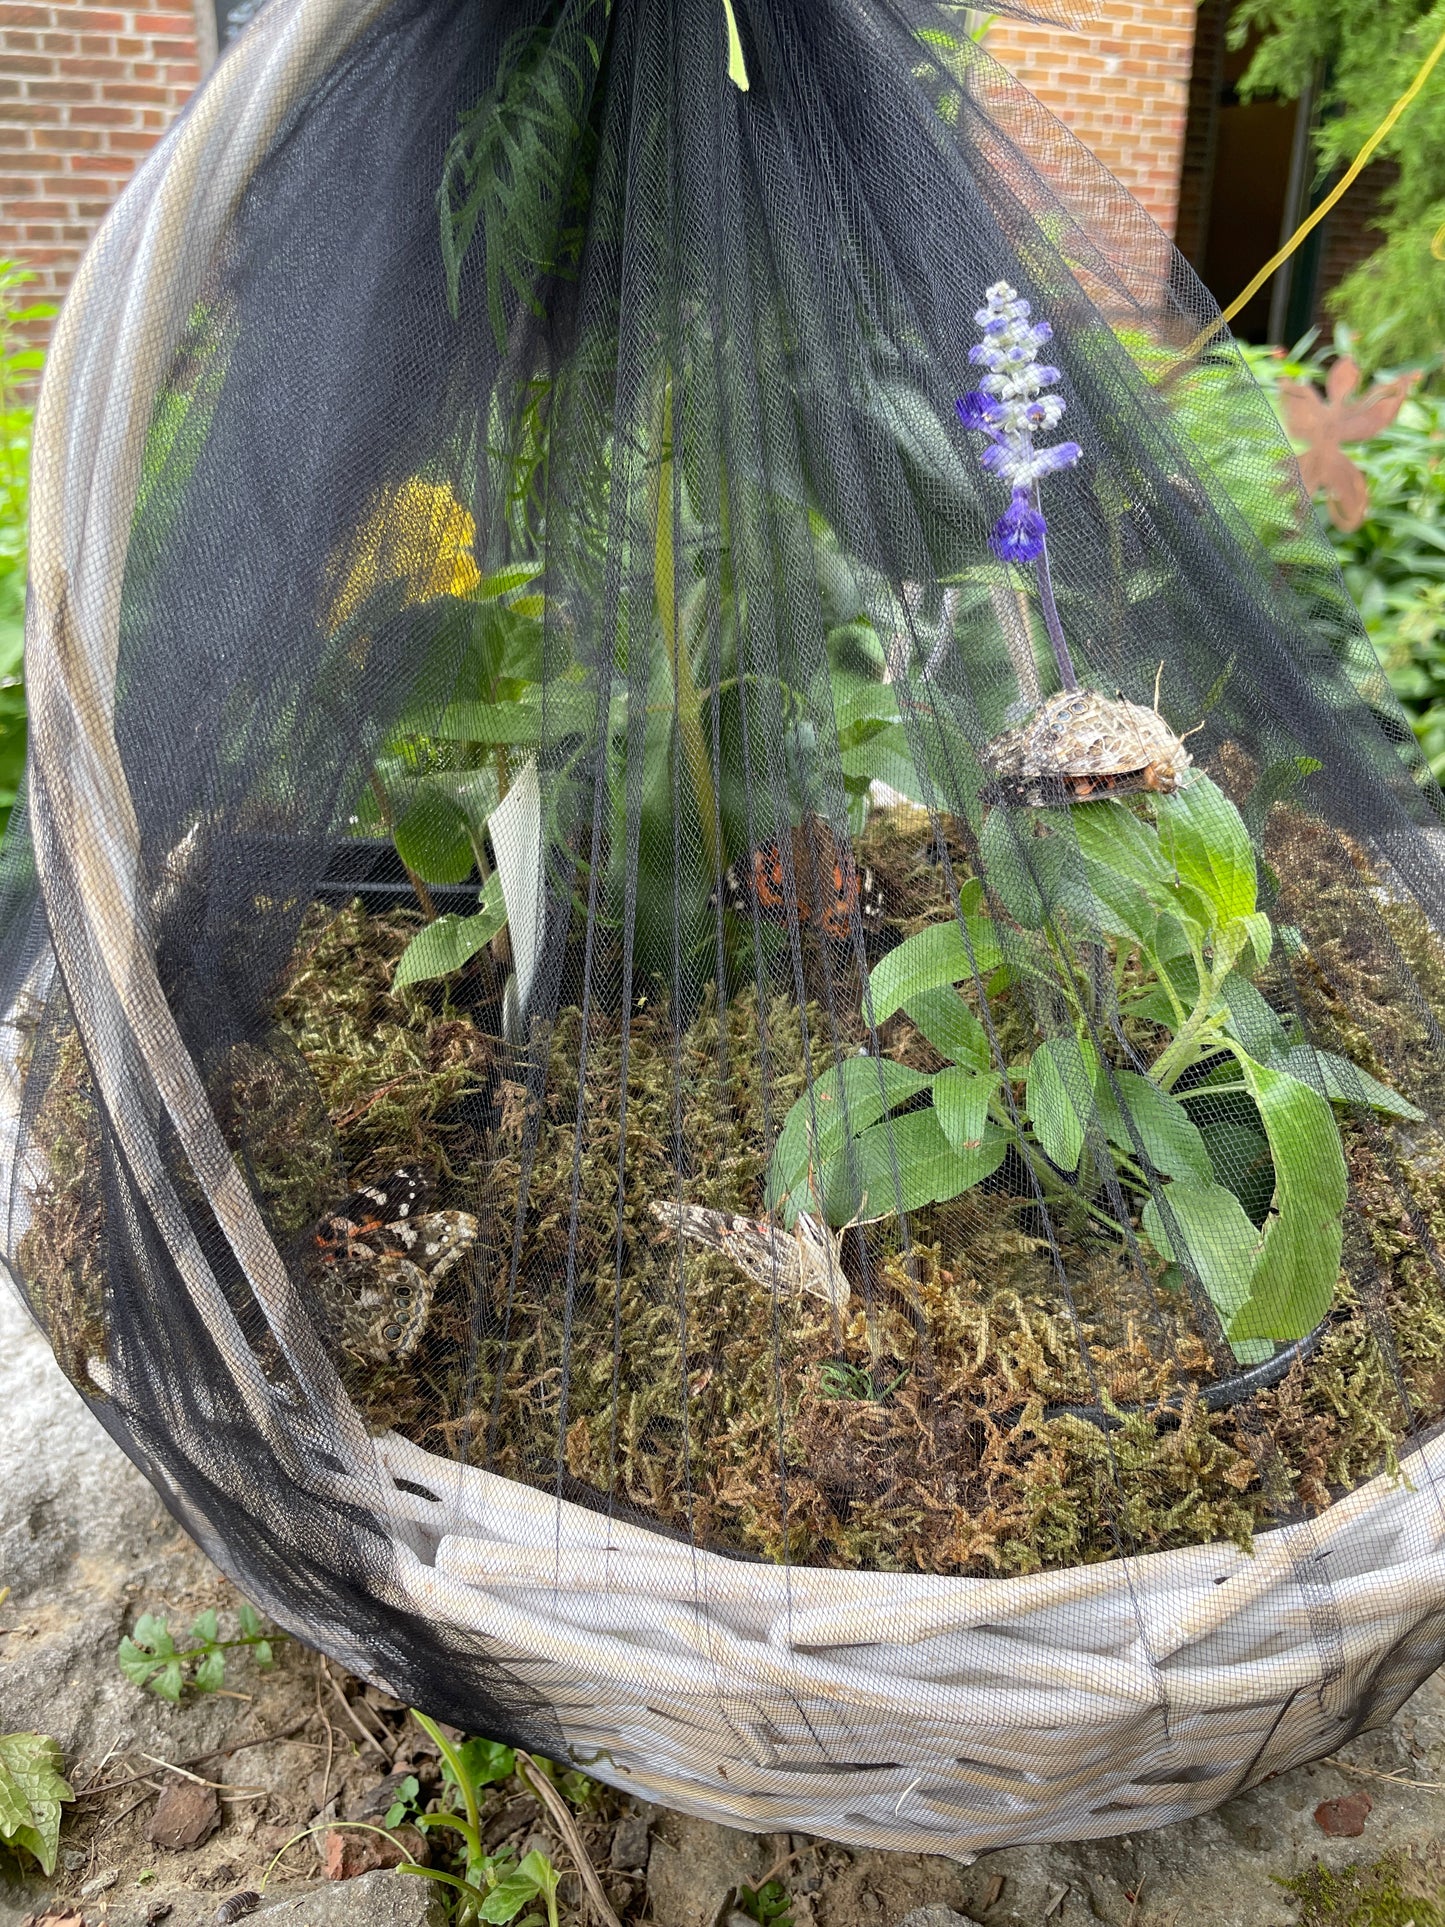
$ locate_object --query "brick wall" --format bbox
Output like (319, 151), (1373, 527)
(986, 0), (1199, 236)
(0, 0), (205, 352)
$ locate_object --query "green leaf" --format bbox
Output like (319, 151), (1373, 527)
(152, 1661), (185, 1703)
(1096, 1071), (1214, 1181)
(1025, 1034), (1100, 1172)
(132, 1613), (173, 1654)
(768, 1058), (934, 1214)
(933, 1065), (996, 1155)
(447, 1737), (516, 1791)
(979, 808), (1068, 930)
(902, 988), (992, 1069)
(1142, 1180), (1264, 1330)
(0, 1733), (73, 1876)
(193, 1650), (226, 1695)
(1276, 1046), (1425, 1120)
(1156, 775), (1258, 926)
(393, 782), (476, 886)
(393, 878), (508, 988)
(479, 1872), (543, 1924)
(1223, 1052), (1348, 1346)
(236, 1603), (262, 1640)
(1217, 972), (1289, 1059)
(116, 1638), (157, 1688)
(189, 1609), (219, 1644)
(253, 1641), (273, 1670)
(869, 917), (1001, 1022)
(1069, 800), (1186, 943)
(842, 1108), (1007, 1222)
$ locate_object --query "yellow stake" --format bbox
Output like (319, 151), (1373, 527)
(722, 0), (750, 90)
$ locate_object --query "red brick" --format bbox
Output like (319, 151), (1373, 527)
(61, 54), (129, 76)
(130, 10), (196, 29)
(68, 149), (133, 171)
(107, 79), (166, 100)
(0, 3), (53, 22)
(33, 125), (101, 148)
(25, 79), (96, 100)
(56, 8), (127, 27)
(67, 101), (135, 123)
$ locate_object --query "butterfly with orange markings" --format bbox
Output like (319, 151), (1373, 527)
(719, 816), (885, 941)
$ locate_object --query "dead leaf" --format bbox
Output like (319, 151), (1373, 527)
(1278, 357), (1420, 532)
(1314, 1788), (1373, 1837)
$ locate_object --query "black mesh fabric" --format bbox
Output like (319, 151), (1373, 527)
(9, 0), (1445, 1853)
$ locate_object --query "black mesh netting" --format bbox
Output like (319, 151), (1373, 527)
(9, 0), (1445, 1853)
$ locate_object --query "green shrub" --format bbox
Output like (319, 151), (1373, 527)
(0, 261), (50, 839)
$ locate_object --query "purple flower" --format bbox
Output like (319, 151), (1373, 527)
(990, 491), (1047, 564)
(956, 391), (1002, 434)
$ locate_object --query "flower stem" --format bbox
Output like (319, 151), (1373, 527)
(1031, 488), (1078, 692)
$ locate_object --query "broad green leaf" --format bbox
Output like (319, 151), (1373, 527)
(980, 808), (1068, 929)
(1142, 1179), (1263, 1330)
(840, 1108), (1007, 1223)
(869, 917), (1000, 1022)
(768, 1058), (933, 1212)
(1156, 775), (1258, 926)
(903, 988), (992, 1069)
(189, 1609), (219, 1644)
(1025, 1034), (1100, 1172)
(1231, 910), (1273, 971)
(448, 1737), (516, 1790)
(1069, 800), (1184, 943)
(434, 699), (542, 745)
(933, 1065), (997, 1155)
(1276, 1045), (1425, 1121)
(0, 1733), (73, 1876)
(393, 782), (475, 885)
(479, 1870), (544, 1924)
(1217, 972), (1289, 1060)
(393, 879), (508, 988)
(1096, 1070), (1213, 1181)
(1224, 1052), (1348, 1345)
(477, 563), (542, 600)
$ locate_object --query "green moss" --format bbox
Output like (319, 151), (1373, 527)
(1282, 1854), (1445, 1927)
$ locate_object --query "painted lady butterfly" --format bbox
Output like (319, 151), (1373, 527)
(313, 1167), (478, 1365)
(719, 817), (884, 941)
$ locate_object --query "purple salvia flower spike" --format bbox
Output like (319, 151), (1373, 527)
(955, 279), (1081, 692)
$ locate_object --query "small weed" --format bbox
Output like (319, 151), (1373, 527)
(818, 1360), (907, 1402)
(1281, 1853), (1445, 1926)
(383, 1774), (423, 1828)
(117, 1603), (276, 1702)
(735, 1879), (795, 1926)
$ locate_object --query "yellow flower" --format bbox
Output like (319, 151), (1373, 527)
(328, 477), (481, 628)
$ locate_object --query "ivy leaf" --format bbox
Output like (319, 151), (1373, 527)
(151, 1661), (185, 1703)
(0, 1733), (73, 1876)
(116, 1637), (159, 1688)
(393, 877), (508, 988)
(1025, 1034), (1100, 1172)
(131, 1613), (174, 1656)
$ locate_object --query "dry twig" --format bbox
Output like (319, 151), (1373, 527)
(513, 1752), (623, 1927)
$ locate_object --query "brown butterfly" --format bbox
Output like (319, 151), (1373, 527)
(720, 816), (884, 941)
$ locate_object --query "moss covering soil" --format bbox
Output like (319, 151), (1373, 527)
(20, 797), (1445, 1580)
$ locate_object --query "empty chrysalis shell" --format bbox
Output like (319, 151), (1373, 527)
(983, 686), (1196, 805)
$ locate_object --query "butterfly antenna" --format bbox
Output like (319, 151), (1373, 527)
(1153, 660), (1165, 713)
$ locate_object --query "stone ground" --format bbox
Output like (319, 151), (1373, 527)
(6, 1284), (1445, 1927)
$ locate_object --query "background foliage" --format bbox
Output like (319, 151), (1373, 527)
(1231, 0), (1445, 371)
(0, 262), (48, 838)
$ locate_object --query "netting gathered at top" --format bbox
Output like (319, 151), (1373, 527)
(9, 0), (1445, 1857)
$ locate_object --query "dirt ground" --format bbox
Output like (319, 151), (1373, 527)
(10, 1284), (1445, 1927)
